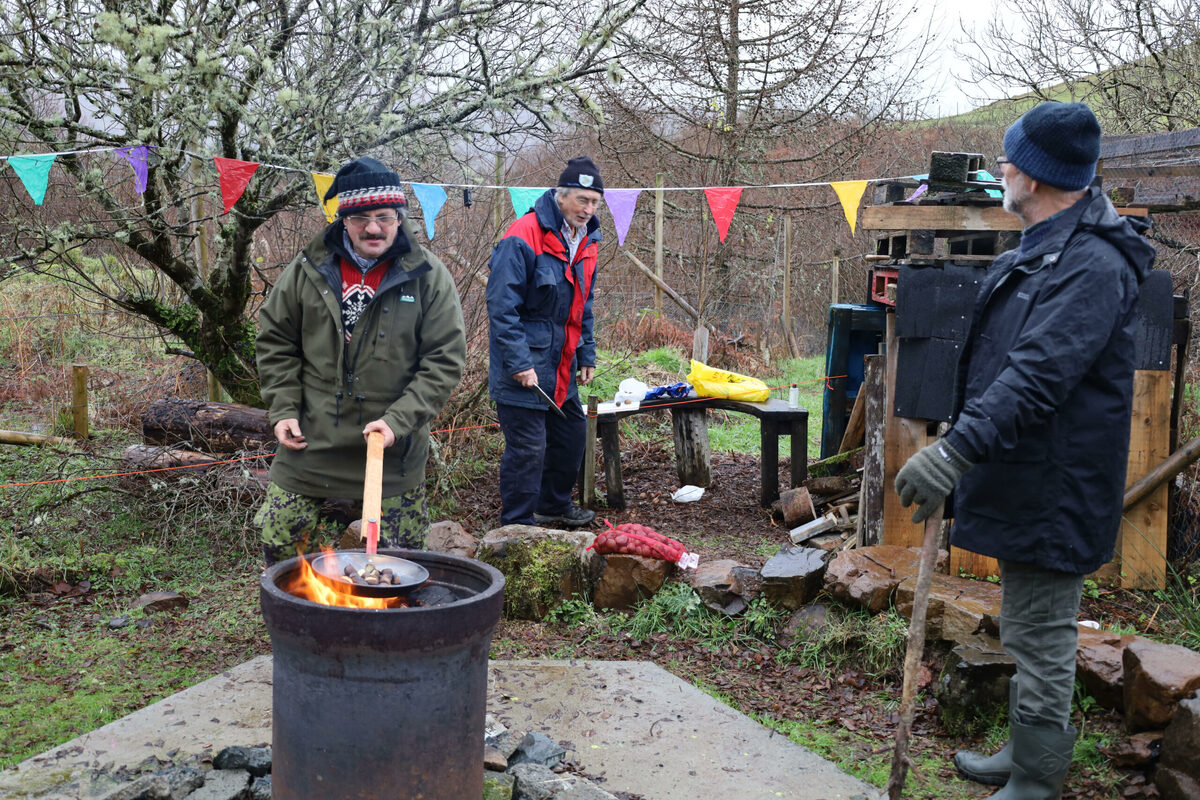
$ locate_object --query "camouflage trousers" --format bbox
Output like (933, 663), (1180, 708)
(255, 481), (429, 565)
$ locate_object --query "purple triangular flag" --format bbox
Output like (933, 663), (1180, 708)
(605, 188), (641, 246)
(114, 145), (153, 194)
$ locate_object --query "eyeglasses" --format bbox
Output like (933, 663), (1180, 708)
(995, 156), (1011, 169)
(345, 213), (399, 228)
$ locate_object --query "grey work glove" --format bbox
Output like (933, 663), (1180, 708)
(894, 439), (973, 523)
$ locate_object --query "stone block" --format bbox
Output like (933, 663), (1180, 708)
(428, 519), (478, 557)
(1124, 639), (1200, 731)
(593, 554), (670, 610)
(895, 572), (1000, 643)
(760, 547), (828, 610)
(823, 545), (947, 612)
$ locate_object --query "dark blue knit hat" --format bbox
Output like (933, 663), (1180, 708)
(1002, 102), (1101, 191)
(557, 156), (604, 195)
(323, 156), (407, 216)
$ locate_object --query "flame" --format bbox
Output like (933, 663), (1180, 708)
(281, 546), (402, 609)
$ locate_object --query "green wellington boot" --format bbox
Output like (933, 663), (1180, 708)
(989, 719), (1076, 800)
(953, 681), (1016, 785)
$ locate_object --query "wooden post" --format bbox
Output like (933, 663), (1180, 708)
(881, 312), (933, 548)
(831, 255), (840, 306)
(581, 396), (598, 510)
(692, 327), (710, 363)
(192, 157), (221, 402)
(654, 173), (664, 317)
(859, 355), (886, 546)
(1119, 370), (1170, 589)
(782, 217), (797, 359)
(493, 152), (505, 240)
(72, 363), (88, 439)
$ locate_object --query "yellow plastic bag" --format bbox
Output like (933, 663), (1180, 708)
(686, 360), (770, 403)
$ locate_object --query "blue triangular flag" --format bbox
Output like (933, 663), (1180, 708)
(410, 183), (448, 240)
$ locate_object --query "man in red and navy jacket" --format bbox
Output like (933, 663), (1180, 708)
(487, 157), (603, 528)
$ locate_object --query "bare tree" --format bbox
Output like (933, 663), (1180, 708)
(0, 0), (644, 404)
(959, 0), (1200, 132)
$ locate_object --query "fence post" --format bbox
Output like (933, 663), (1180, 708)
(72, 363), (89, 439)
(654, 173), (664, 316)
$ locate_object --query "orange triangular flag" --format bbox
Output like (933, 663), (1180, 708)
(830, 180), (869, 234)
(312, 173), (337, 222)
(704, 187), (743, 243)
(213, 157), (260, 214)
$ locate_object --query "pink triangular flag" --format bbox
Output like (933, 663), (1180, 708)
(604, 188), (641, 246)
(213, 157), (260, 214)
(704, 187), (742, 243)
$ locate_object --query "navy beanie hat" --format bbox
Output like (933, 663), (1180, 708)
(557, 156), (604, 194)
(323, 156), (407, 216)
(1002, 102), (1101, 191)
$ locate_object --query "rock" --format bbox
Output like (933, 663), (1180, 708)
(484, 771), (516, 800)
(477, 526), (601, 620)
(98, 775), (170, 800)
(487, 729), (524, 761)
(247, 776), (271, 800)
(132, 591), (188, 614)
(1077, 628), (1138, 711)
(557, 780), (619, 799)
(212, 745), (271, 778)
(1159, 694), (1200, 778)
(508, 762), (565, 800)
(934, 634), (1015, 734)
(1155, 766), (1200, 800)
(509, 732), (567, 769)
(108, 615), (130, 630)
(485, 744), (510, 771)
(823, 545), (948, 612)
(779, 603), (832, 647)
(184, 768), (250, 800)
(339, 519), (365, 549)
(686, 559), (747, 615)
(760, 547), (827, 610)
(1102, 731), (1162, 768)
(894, 572), (1000, 642)
(1124, 639), (1200, 730)
(592, 554), (671, 610)
(729, 566), (763, 600)
(428, 519), (478, 557)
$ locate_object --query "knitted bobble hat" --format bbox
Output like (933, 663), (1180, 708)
(1002, 102), (1101, 191)
(323, 156), (407, 216)
(557, 156), (604, 194)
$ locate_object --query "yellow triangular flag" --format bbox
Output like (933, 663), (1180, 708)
(830, 180), (869, 234)
(312, 172), (337, 223)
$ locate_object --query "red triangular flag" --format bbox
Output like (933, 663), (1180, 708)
(213, 157), (260, 214)
(704, 187), (742, 243)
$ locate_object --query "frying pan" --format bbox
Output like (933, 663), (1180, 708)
(308, 431), (429, 598)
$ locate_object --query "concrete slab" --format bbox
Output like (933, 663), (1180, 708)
(0, 657), (879, 800)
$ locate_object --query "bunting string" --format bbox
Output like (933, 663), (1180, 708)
(0, 143), (937, 240)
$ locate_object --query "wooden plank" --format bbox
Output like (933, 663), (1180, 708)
(1100, 127), (1200, 159)
(862, 203), (1148, 232)
(882, 313), (934, 548)
(860, 355), (886, 546)
(838, 380), (867, 453)
(1119, 370), (1170, 589)
(949, 547), (999, 581)
(1101, 164), (1200, 178)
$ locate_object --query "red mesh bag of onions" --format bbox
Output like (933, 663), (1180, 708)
(588, 520), (699, 569)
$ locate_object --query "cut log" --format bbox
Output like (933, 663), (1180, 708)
(120, 444), (222, 477)
(804, 475), (853, 495)
(778, 486), (818, 526)
(142, 398), (273, 454)
(0, 429), (76, 448)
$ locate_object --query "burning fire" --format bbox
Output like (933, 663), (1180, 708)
(281, 547), (403, 609)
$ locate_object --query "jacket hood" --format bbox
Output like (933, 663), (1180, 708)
(1077, 188), (1156, 283)
(1019, 187), (1154, 283)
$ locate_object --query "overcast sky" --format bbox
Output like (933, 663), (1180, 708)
(916, 0), (1015, 117)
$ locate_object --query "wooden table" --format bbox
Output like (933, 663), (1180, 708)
(581, 394), (809, 509)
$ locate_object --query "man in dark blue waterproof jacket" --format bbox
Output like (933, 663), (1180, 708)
(487, 157), (604, 528)
(894, 103), (1155, 798)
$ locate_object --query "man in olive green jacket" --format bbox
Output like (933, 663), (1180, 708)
(255, 157), (466, 565)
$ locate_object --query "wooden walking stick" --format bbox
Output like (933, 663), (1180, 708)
(885, 503), (944, 799)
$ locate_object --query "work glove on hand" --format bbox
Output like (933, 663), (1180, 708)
(894, 439), (973, 523)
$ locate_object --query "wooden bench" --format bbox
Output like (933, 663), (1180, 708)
(580, 393), (809, 510)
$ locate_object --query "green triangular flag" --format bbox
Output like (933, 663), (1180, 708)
(7, 154), (58, 205)
(508, 187), (545, 218)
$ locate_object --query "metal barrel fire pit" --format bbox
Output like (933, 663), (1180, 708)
(260, 549), (505, 800)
